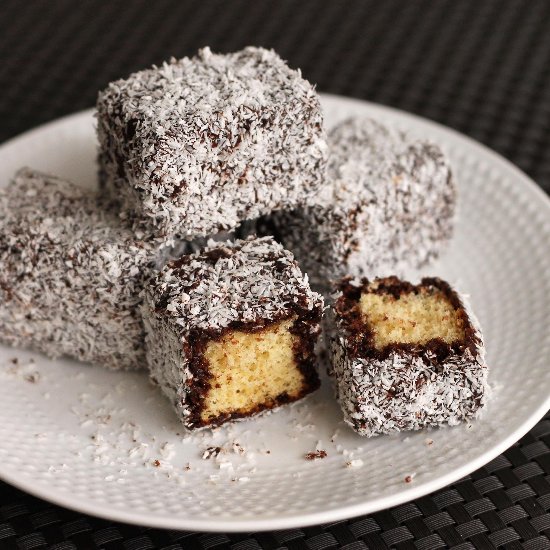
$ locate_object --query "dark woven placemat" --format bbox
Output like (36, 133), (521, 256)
(0, 1), (549, 548)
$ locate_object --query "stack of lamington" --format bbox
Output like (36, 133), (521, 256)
(0, 46), (488, 434)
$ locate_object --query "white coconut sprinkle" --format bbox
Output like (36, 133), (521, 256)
(96, 47), (328, 241)
(263, 117), (456, 290)
(0, 168), (183, 370)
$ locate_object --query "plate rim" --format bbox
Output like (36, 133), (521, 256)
(0, 94), (549, 532)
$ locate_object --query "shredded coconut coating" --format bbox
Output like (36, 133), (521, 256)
(266, 117), (456, 289)
(96, 46), (328, 241)
(0, 168), (179, 370)
(142, 236), (324, 428)
(328, 279), (488, 437)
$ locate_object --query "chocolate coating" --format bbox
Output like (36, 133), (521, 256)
(142, 236), (324, 429)
(263, 117), (456, 290)
(97, 47), (328, 242)
(328, 276), (489, 437)
(0, 168), (182, 370)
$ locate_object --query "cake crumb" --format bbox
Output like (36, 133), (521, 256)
(305, 450), (327, 460)
(404, 473), (416, 483)
(153, 459), (161, 467)
(425, 438), (434, 446)
(202, 446), (223, 459)
(231, 442), (245, 455)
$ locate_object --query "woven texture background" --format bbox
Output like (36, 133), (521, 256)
(0, 0), (549, 548)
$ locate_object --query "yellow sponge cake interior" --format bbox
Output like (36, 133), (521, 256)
(201, 317), (306, 424)
(359, 283), (465, 350)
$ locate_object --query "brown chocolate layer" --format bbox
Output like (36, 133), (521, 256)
(334, 276), (481, 362)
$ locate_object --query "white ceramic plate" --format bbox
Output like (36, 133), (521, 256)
(0, 95), (549, 533)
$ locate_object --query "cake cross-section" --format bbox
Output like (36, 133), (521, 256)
(328, 276), (488, 436)
(97, 46), (328, 241)
(0, 168), (180, 370)
(142, 236), (324, 429)
(264, 117), (456, 289)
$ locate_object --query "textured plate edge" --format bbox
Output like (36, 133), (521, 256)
(0, 96), (548, 532)
(1, 396), (548, 532)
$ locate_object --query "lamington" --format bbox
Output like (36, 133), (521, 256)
(328, 276), (488, 436)
(0, 168), (180, 370)
(265, 117), (456, 289)
(96, 46), (328, 241)
(142, 236), (324, 429)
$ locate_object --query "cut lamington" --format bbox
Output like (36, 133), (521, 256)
(96, 46), (328, 241)
(328, 276), (488, 436)
(263, 117), (456, 289)
(142, 236), (324, 429)
(0, 168), (180, 370)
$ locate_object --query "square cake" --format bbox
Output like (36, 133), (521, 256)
(142, 236), (324, 429)
(0, 168), (179, 370)
(97, 46), (328, 241)
(329, 276), (488, 436)
(264, 117), (456, 289)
